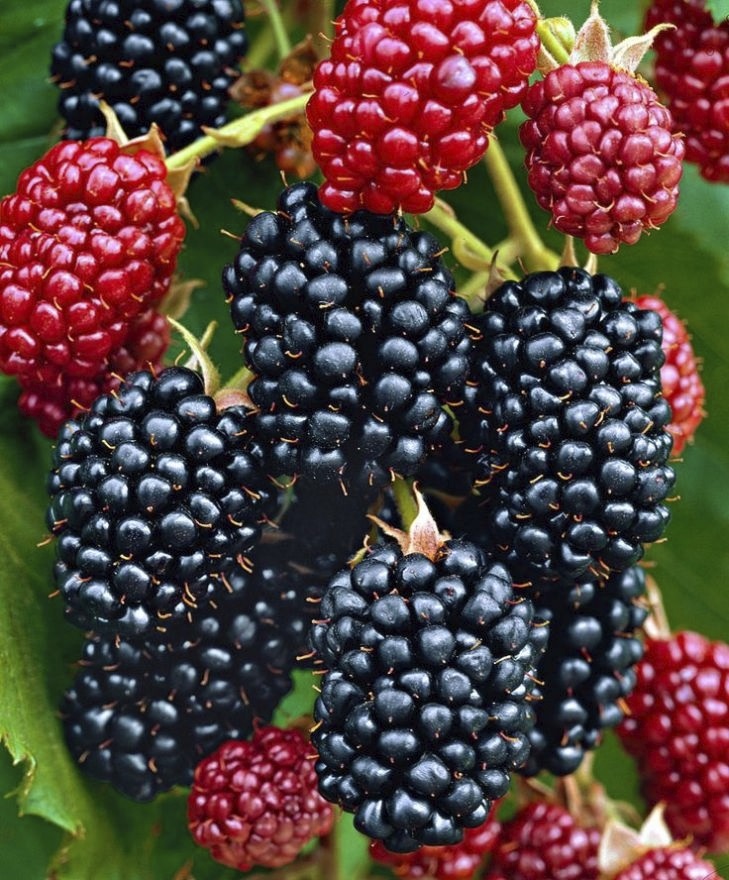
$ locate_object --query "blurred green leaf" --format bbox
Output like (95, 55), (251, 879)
(705, 0), (729, 22)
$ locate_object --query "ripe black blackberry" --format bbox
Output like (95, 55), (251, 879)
(522, 566), (648, 777)
(223, 182), (473, 491)
(458, 268), (674, 582)
(310, 507), (547, 853)
(61, 565), (295, 802)
(50, 0), (247, 152)
(47, 367), (276, 638)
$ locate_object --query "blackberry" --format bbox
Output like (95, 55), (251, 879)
(51, 0), (247, 152)
(61, 565), (295, 802)
(458, 268), (675, 582)
(310, 537), (546, 852)
(47, 366), (276, 638)
(523, 566), (648, 777)
(223, 182), (473, 491)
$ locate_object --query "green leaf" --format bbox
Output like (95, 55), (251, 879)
(705, 0), (729, 23)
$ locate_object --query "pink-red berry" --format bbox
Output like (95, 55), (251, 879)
(646, 0), (729, 183)
(370, 809), (501, 879)
(617, 631), (729, 853)
(520, 61), (685, 253)
(307, 0), (539, 214)
(188, 727), (334, 871)
(613, 846), (719, 880)
(0, 138), (185, 386)
(634, 295), (705, 455)
(484, 802), (601, 880)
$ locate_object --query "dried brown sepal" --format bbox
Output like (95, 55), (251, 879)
(368, 486), (446, 562)
(598, 805), (675, 879)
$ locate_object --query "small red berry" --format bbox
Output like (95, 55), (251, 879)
(613, 846), (719, 880)
(520, 62), (685, 253)
(370, 809), (501, 879)
(307, 0), (539, 214)
(634, 295), (705, 455)
(0, 138), (185, 385)
(617, 631), (729, 853)
(646, 0), (729, 183)
(485, 802), (601, 880)
(188, 727), (334, 871)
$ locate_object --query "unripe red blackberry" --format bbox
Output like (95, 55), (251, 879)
(311, 537), (547, 852)
(485, 802), (601, 880)
(646, 0), (729, 183)
(51, 0), (247, 152)
(18, 307), (170, 438)
(617, 631), (729, 853)
(634, 295), (705, 456)
(523, 566), (648, 777)
(223, 182), (473, 491)
(47, 366), (277, 638)
(613, 846), (720, 880)
(0, 138), (185, 387)
(370, 808), (501, 879)
(458, 268), (675, 583)
(307, 0), (539, 214)
(188, 727), (334, 871)
(520, 61), (684, 253)
(61, 565), (297, 801)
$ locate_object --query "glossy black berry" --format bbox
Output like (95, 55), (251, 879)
(60, 565), (295, 801)
(51, 0), (247, 151)
(47, 367), (276, 638)
(521, 566), (648, 777)
(458, 268), (674, 581)
(223, 182), (474, 491)
(310, 540), (546, 852)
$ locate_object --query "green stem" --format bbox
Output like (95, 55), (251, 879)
(458, 270), (491, 308)
(482, 140), (560, 273)
(257, 0), (292, 60)
(537, 18), (572, 65)
(311, 0), (337, 43)
(165, 91), (310, 170)
(246, 23), (277, 69)
(423, 200), (517, 280)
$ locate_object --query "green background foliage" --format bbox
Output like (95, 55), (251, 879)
(0, 1), (727, 877)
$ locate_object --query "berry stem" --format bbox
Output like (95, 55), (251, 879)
(165, 92), (311, 170)
(310, 0), (337, 45)
(423, 199), (518, 280)
(256, 0), (292, 60)
(482, 140), (560, 272)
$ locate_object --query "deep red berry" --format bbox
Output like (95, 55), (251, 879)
(485, 802), (601, 880)
(614, 846), (719, 880)
(634, 295), (705, 455)
(188, 727), (334, 871)
(307, 0), (539, 214)
(17, 307), (170, 437)
(520, 62), (685, 254)
(617, 631), (729, 853)
(646, 0), (729, 183)
(0, 138), (185, 385)
(370, 809), (500, 879)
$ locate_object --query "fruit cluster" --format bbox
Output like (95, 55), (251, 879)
(0, 0), (726, 878)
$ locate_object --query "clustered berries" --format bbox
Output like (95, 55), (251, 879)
(307, 0), (540, 213)
(51, 0), (248, 152)
(1, 0), (724, 876)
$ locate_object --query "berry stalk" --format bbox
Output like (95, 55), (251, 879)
(256, 0), (292, 59)
(165, 91), (311, 170)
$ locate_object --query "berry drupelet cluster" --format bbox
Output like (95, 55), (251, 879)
(51, 0), (248, 152)
(310, 536), (547, 852)
(47, 366), (276, 637)
(223, 182), (473, 491)
(307, 0), (539, 213)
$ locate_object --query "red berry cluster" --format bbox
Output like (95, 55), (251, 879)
(618, 631), (729, 853)
(307, 0), (539, 214)
(520, 62), (685, 254)
(188, 726), (334, 871)
(0, 137), (185, 435)
(634, 295), (705, 455)
(614, 846), (719, 880)
(646, 0), (729, 183)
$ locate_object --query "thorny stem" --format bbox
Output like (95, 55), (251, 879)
(257, 0), (292, 60)
(482, 140), (561, 273)
(423, 199), (518, 280)
(165, 91), (310, 170)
